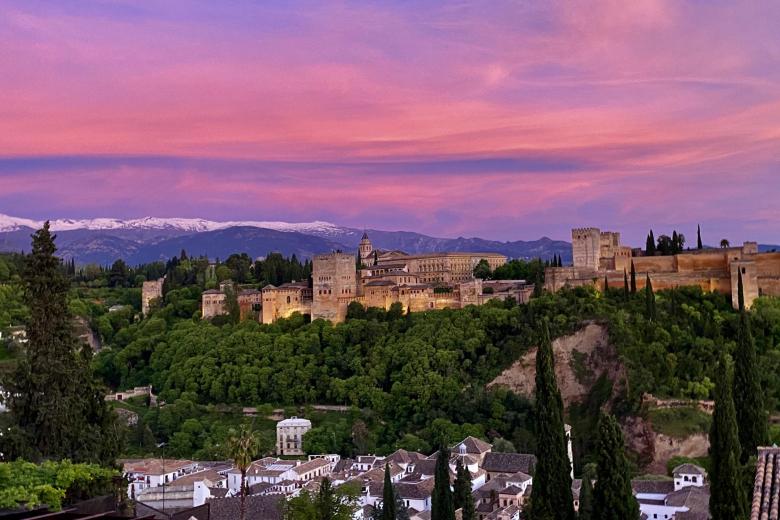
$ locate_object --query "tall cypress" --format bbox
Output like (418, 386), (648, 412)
(623, 269), (629, 300)
(603, 275), (609, 293)
(592, 414), (639, 520)
(709, 353), (748, 520)
(578, 468), (594, 520)
(645, 231), (656, 256)
(431, 448), (454, 520)
(529, 321), (575, 520)
(644, 275), (656, 321)
(2, 222), (119, 463)
(733, 272), (768, 463)
(630, 262), (637, 294)
(382, 464), (397, 520)
(453, 460), (475, 520)
(697, 225), (703, 249)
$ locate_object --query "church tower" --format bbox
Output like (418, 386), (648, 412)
(359, 232), (374, 266)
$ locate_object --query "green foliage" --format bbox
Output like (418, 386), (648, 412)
(472, 259), (492, 280)
(529, 321), (574, 520)
(431, 448), (454, 520)
(492, 258), (546, 283)
(592, 414), (639, 520)
(381, 464), (396, 520)
(453, 459), (475, 520)
(1, 223), (121, 464)
(283, 478), (360, 520)
(732, 297), (768, 463)
(0, 460), (118, 511)
(708, 353), (748, 520)
(647, 407), (711, 438)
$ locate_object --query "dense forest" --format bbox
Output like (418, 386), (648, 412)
(3, 247), (780, 472)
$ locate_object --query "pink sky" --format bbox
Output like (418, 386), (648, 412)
(1, 0), (779, 244)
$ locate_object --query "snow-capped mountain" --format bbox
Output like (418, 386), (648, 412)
(0, 212), (573, 265)
(0, 212), (344, 236)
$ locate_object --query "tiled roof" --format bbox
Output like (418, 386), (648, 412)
(385, 449), (426, 465)
(451, 436), (492, 455)
(291, 457), (330, 475)
(751, 447), (780, 520)
(123, 459), (195, 476)
(664, 485), (710, 519)
(208, 495), (284, 520)
(396, 479), (435, 500)
(631, 479), (675, 495)
(481, 452), (536, 475)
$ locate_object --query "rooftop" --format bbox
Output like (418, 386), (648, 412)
(751, 447), (780, 520)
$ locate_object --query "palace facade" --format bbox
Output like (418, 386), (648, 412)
(545, 227), (780, 309)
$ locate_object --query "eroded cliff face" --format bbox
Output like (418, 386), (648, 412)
(488, 322), (709, 473)
(487, 321), (626, 407)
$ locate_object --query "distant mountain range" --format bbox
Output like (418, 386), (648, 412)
(0, 213), (572, 266)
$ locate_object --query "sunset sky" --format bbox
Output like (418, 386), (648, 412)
(1, 0), (779, 244)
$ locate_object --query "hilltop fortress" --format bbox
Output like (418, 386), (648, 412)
(546, 227), (780, 308)
(202, 233), (533, 324)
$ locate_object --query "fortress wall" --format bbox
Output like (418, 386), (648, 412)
(755, 252), (780, 277)
(759, 278), (780, 297)
(676, 251), (729, 272)
(632, 256), (677, 273)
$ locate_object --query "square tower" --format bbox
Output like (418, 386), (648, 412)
(312, 252), (357, 322)
(571, 228), (601, 271)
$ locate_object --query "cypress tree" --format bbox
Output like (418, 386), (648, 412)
(697, 224), (703, 249)
(645, 231), (656, 256)
(603, 275), (609, 293)
(644, 275), (656, 321)
(709, 353), (748, 520)
(592, 414), (639, 520)
(2, 222), (119, 463)
(453, 460), (475, 520)
(623, 269), (629, 300)
(672, 231), (679, 254)
(630, 262), (637, 294)
(529, 321), (575, 520)
(431, 448), (455, 520)
(578, 468), (594, 520)
(382, 464), (397, 520)
(733, 273), (768, 463)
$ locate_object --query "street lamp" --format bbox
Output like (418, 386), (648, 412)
(156, 442), (167, 513)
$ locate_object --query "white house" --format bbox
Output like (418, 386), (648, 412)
(123, 459), (199, 498)
(276, 417), (312, 455)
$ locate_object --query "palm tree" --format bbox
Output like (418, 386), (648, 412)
(720, 239), (730, 249)
(228, 425), (259, 520)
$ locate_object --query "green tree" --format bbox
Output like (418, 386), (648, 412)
(697, 225), (703, 249)
(382, 464), (397, 520)
(720, 239), (730, 249)
(2, 222), (119, 464)
(592, 414), (638, 520)
(645, 231), (656, 256)
(284, 478), (360, 520)
(227, 425), (259, 520)
(577, 465), (594, 520)
(733, 273), (768, 463)
(473, 259), (492, 280)
(630, 262), (637, 294)
(709, 353), (748, 520)
(108, 259), (129, 288)
(644, 275), (656, 321)
(453, 459), (475, 520)
(622, 270), (629, 300)
(491, 438), (516, 453)
(431, 448), (455, 520)
(529, 321), (575, 520)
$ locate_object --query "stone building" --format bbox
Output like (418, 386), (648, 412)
(261, 282), (312, 323)
(547, 227), (780, 309)
(276, 417), (312, 456)
(311, 252), (358, 322)
(141, 278), (164, 316)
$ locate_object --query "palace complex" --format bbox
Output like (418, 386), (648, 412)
(545, 227), (780, 309)
(201, 233), (532, 324)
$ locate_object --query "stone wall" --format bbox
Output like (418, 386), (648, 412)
(312, 252), (357, 323)
(572, 228), (601, 270)
(141, 278), (164, 316)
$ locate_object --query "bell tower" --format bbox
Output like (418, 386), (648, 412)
(359, 232), (374, 266)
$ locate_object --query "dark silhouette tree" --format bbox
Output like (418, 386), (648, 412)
(529, 321), (575, 520)
(630, 262), (637, 294)
(2, 222), (120, 464)
(645, 275), (656, 321)
(733, 272), (768, 463)
(431, 448), (455, 520)
(578, 466), (595, 520)
(697, 225), (703, 249)
(382, 464), (397, 520)
(592, 414), (639, 520)
(453, 459), (475, 520)
(709, 353), (748, 520)
(645, 230), (656, 256)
